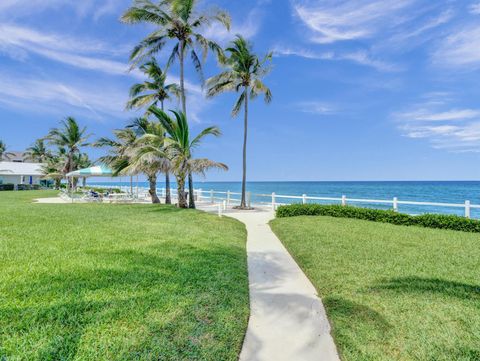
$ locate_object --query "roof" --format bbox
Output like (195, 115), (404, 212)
(0, 162), (44, 176)
(1, 151), (26, 162)
(66, 166), (113, 178)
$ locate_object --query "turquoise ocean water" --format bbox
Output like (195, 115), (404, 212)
(90, 181), (480, 218)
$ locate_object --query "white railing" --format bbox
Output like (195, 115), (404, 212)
(192, 189), (479, 219)
(87, 184), (479, 219)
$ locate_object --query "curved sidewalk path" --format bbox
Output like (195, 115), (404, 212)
(203, 206), (340, 361)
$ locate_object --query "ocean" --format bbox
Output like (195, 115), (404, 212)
(89, 181), (480, 218)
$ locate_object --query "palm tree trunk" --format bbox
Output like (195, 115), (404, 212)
(179, 40), (187, 116)
(161, 99), (172, 205)
(240, 87), (249, 208)
(188, 172), (195, 209)
(148, 174), (160, 204)
(82, 177), (86, 188)
(165, 172), (172, 204)
(177, 175), (187, 208)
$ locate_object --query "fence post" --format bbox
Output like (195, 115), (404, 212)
(197, 188), (202, 201)
(223, 200), (227, 211)
(465, 200), (471, 219)
(247, 192), (252, 208)
(342, 195), (347, 206)
(227, 190), (231, 206)
(302, 194), (307, 204)
(272, 192), (276, 210)
(218, 203), (222, 217)
(393, 197), (398, 212)
(210, 189), (214, 203)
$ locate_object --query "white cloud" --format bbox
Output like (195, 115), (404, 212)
(273, 45), (401, 72)
(433, 24), (480, 68)
(0, 71), (128, 121)
(469, 2), (480, 14)
(396, 109), (480, 122)
(395, 94), (480, 152)
(293, 0), (416, 44)
(295, 101), (335, 115)
(203, 7), (262, 44)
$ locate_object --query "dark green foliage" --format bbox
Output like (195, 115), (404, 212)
(276, 204), (480, 233)
(0, 184), (14, 191)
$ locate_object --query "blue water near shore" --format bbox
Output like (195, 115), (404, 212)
(90, 181), (480, 218)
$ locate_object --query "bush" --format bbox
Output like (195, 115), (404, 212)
(16, 184), (41, 191)
(0, 184), (15, 191)
(276, 204), (480, 233)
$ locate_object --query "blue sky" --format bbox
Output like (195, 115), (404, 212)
(1, 0), (480, 181)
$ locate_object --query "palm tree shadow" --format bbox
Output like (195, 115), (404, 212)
(370, 277), (480, 300)
(2, 244), (248, 360)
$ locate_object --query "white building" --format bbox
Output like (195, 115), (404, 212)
(0, 162), (45, 187)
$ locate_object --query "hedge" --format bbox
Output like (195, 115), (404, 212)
(0, 184), (15, 191)
(275, 204), (480, 233)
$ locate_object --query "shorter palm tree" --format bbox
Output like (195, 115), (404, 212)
(207, 36), (272, 209)
(74, 153), (93, 187)
(25, 139), (51, 163)
(47, 117), (89, 189)
(0, 140), (15, 161)
(148, 107), (228, 209)
(126, 58), (180, 111)
(126, 59), (179, 204)
(40, 149), (67, 189)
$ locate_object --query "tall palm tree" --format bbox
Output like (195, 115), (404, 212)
(0, 140), (15, 161)
(47, 117), (90, 189)
(148, 107), (227, 208)
(206, 36), (272, 209)
(121, 0), (231, 115)
(24, 139), (51, 163)
(126, 58), (179, 204)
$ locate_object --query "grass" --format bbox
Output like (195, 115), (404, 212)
(0, 191), (249, 360)
(270, 216), (480, 361)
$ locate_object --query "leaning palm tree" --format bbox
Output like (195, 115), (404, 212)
(121, 0), (231, 115)
(206, 36), (272, 209)
(24, 139), (51, 163)
(126, 58), (179, 203)
(148, 107), (227, 208)
(47, 117), (90, 189)
(0, 140), (15, 161)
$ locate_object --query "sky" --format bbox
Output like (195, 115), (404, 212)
(1, 0), (480, 181)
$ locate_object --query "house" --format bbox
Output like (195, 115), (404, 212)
(2, 151), (27, 163)
(0, 161), (45, 187)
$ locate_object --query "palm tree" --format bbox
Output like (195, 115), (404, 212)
(95, 123), (167, 204)
(0, 140), (15, 161)
(74, 153), (93, 187)
(121, 0), (231, 115)
(47, 117), (90, 189)
(206, 36), (272, 209)
(40, 149), (67, 189)
(126, 58), (179, 204)
(24, 139), (51, 163)
(148, 107), (227, 208)
(126, 58), (180, 111)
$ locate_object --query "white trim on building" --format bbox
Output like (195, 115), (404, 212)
(0, 162), (45, 187)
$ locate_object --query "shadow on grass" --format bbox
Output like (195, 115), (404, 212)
(1, 244), (248, 360)
(371, 277), (480, 300)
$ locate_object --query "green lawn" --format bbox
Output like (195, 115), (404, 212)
(0, 191), (249, 360)
(270, 216), (480, 361)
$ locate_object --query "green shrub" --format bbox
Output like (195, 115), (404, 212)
(0, 184), (15, 191)
(276, 204), (480, 233)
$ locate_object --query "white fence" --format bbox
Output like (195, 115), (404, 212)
(88, 184), (479, 219)
(192, 189), (479, 219)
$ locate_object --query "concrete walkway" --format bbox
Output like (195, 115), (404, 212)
(200, 205), (340, 361)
